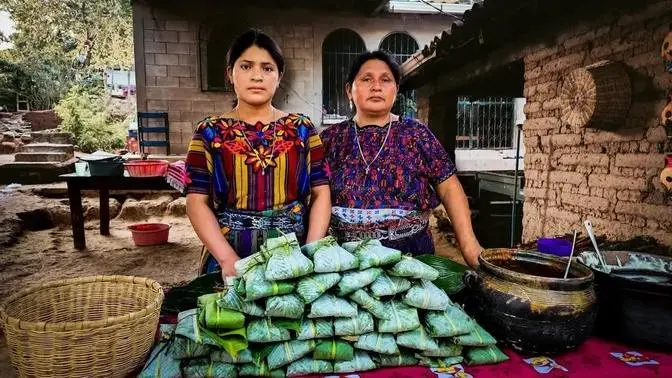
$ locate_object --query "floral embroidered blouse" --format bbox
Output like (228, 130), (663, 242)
(185, 113), (330, 212)
(320, 118), (457, 212)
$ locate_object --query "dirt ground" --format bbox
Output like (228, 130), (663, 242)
(0, 184), (463, 377)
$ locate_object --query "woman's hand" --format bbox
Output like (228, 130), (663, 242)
(461, 241), (483, 268)
(219, 255), (239, 279)
(186, 193), (241, 276)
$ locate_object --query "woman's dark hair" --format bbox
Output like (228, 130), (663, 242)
(346, 50), (401, 86)
(226, 29), (285, 74)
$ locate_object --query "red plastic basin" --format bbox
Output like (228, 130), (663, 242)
(128, 223), (170, 246)
(124, 159), (169, 177)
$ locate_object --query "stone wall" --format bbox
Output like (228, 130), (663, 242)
(521, 1), (671, 245)
(134, 4), (453, 154)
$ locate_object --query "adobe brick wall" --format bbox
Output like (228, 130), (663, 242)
(521, 0), (672, 245)
(133, 4), (453, 155)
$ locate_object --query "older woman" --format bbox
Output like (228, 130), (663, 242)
(185, 30), (331, 278)
(320, 50), (481, 267)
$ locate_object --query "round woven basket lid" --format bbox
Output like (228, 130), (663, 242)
(559, 60), (631, 129)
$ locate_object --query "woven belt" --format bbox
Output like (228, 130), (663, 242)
(215, 202), (304, 233)
(333, 216), (428, 242)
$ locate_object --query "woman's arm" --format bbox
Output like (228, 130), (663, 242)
(186, 193), (239, 276)
(435, 176), (482, 268)
(305, 184), (331, 243)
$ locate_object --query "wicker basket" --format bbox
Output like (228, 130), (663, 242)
(0, 275), (164, 378)
(559, 60), (632, 130)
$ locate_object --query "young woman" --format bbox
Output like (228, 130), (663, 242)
(320, 50), (482, 267)
(185, 30), (331, 278)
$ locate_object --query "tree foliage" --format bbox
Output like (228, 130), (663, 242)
(0, 0), (134, 70)
(55, 85), (127, 153)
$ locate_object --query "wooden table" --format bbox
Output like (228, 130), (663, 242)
(60, 173), (174, 249)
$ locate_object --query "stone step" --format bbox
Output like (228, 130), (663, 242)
(30, 132), (73, 145)
(0, 160), (75, 185)
(14, 152), (72, 163)
(22, 143), (74, 154)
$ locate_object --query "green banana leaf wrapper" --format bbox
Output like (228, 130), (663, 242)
(337, 268), (383, 296)
(369, 272), (411, 297)
(465, 345), (509, 365)
(348, 289), (388, 319)
(287, 357), (333, 377)
(388, 256), (440, 280)
(403, 279), (451, 311)
(333, 351), (376, 373)
(342, 239), (402, 270)
(377, 300), (421, 333)
(296, 273), (341, 304)
(334, 310), (374, 336)
(313, 340), (354, 361)
(303, 236), (359, 273)
(424, 303), (475, 338)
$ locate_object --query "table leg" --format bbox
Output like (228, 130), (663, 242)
(100, 184), (110, 236)
(67, 180), (86, 249)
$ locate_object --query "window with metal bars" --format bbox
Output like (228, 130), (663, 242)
(379, 32), (419, 119)
(322, 29), (366, 120)
(456, 96), (515, 149)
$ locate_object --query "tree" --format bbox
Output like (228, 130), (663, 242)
(0, 0), (133, 71)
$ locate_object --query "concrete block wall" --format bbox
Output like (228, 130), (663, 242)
(521, 0), (672, 245)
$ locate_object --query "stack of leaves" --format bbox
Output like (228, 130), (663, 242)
(139, 234), (508, 377)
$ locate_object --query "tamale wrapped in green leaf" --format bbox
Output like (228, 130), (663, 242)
(308, 294), (357, 318)
(424, 303), (475, 337)
(173, 310), (220, 356)
(287, 357), (333, 377)
(348, 289), (388, 319)
(396, 326), (439, 351)
(388, 256), (440, 280)
(404, 280), (451, 311)
(417, 355), (464, 368)
(203, 300), (245, 329)
(465, 345), (509, 365)
(183, 359), (237, 378)
(296, 273), (341, 304)
(297, 318), (334, 340)
(211, 348), (254, 363)
(373, 353), (419, 367)
(174, 309), (248, 358)
(264, 233), (314, 280)
(313, 340), (354, 361)
(333, 351), (376, 373)
(247, 318), (292, 343)
(302, 236), (359, 272)
(267, 340), (316, 370)
(171, 337), (212, 359)
(354, 332), (399, 355)
(334, 310), (374, 336)
(244, 265), (295, 301)
(337, 268), (383, 296)
(422, 341), (463, 357)
(377, 300), (421, 333)
(265, 294), (304, 319)
(138, 342), (181, 378)
(453, 324), (497, 346)
(217, 286), (265, 317)
(239, 362), (285, 377)
(369, 272), (411, 297)
(342, 239), (402, 270)
(197, 292), (224, 309)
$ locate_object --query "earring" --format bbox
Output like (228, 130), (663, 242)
(349, 100), (353, 111)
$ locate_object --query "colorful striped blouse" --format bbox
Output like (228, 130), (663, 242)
(185, 113), (330, 212)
